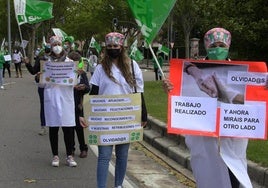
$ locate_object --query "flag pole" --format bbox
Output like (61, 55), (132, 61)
(17, 25), (26, 57)
(148, 44), (166, 79)
(7, 0), (12, 55)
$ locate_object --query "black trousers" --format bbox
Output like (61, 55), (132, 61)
(49, 126), (74, 156)
(3, 63), (11, 77)
(73, 113), (88, 152)
(14, 62), (22, 76)
(228, 168), (240, 188)
(38, 87), (45, 126)
(154, 68), (162, 80)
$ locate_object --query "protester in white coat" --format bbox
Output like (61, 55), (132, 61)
(162, 28), (252, 188)
(44, 36), (78, 167)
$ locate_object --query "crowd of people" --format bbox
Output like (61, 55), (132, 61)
(1, 26), (259, 188)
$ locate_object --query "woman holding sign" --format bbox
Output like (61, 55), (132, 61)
(163, 28), (252, 188)
(87, 32), (147, 188)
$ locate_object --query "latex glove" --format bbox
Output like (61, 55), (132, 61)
(186, 65), (218, 98)
(195, 75), (218, 98)
(212, 73), (239, 103)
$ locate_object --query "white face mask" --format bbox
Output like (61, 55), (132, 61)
(52, 46), (63, 55)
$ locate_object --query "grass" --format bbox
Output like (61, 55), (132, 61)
(144, 81), (268, 167)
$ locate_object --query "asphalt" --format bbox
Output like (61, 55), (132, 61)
(0, 65), (193, 188)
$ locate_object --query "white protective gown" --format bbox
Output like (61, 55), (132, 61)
(90, 60), (144, 95)
(43, 57), (75, 127)
(185, 135), (252, 188)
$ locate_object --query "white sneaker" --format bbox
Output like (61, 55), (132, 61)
(52, 156), (59, 167)
(0, 86), (4, 90)
(66, 155), (77, 167)
(38, 127), (46, 135)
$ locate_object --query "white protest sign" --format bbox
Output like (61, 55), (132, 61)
(220, 101), (266, 139)
(4, 55), (11, 61)
(170, 96), (218, 133)
(227, 71), (267, 86)
(40, 61), (78, 86)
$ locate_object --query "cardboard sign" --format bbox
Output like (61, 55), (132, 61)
(40, 61), (78, 86)
(4, 55), (11, 61)
(84, 93), (143, 145)
(168, 59), (268, 139)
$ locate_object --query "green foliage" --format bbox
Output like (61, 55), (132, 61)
(144, 81), (168, 122)
(248, 140), (268, 167)
(144, 80), (268, 167)
(1, 0), (268, 62)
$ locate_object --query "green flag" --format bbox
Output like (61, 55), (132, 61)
(52, 28), (68, 41)
(129, 40), (144, 62)
(89, 37), (101, 54)
(127, 0), (176, 44)
(14, 0), (53, 25)
(158, 44), (170, 56)
(1, 38), (5, 51)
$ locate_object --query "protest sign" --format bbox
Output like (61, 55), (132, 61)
(4, 55), (11, 61)
(40, 61), (78, 86)
(84, 93), (143, 145)
(168, 59), (268, 139)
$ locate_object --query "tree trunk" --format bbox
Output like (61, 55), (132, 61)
(185, 31), (190, 59)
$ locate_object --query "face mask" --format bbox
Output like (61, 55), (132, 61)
(52, 45), (63, 55)
(107, 49), (121, 59)
(207, 47), (229, 60)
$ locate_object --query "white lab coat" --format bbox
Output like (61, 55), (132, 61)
(186, 135), (252, 188)
(43, 57), (75, 127)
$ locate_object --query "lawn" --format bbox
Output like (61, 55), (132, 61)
(143, 81), (268, 167)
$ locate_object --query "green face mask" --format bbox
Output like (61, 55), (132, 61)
(207, 47), (229, 60)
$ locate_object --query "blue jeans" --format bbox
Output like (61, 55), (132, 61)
(97, 143), (130, 188)
(0, 68), (3, 86)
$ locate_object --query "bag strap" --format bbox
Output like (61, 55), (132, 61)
(131, 60), (137, 93)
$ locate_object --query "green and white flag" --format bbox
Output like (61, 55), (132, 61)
(52, 28), (68, 41)
(89, 37), (101, 54)
(129, 40), (144, 62)
(158, 44), (170, 56)
(127, 0), (176, 44)
(1, 38), (5, 51)
(14, 0), (53, 25)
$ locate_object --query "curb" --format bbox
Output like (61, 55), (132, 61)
(144, 115), (267, 187)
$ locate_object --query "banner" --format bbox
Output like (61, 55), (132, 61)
(168, 59), (268, 139)
(40, 61), (78, 86)
(129, 40), (144, 62)
(14, 0), (53, 25)
(89, 37), (101, 54)
(84, 93), (143, 145)
(127, 0), (176, 44)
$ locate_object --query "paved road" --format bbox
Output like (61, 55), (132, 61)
(0, 68), (192, 188)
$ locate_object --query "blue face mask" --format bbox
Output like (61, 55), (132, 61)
(207, 47), (229, 60)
